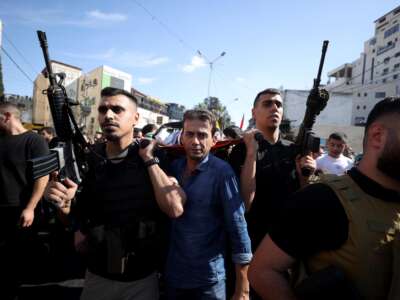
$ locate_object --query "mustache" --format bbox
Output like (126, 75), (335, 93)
(102, 122), (119, 127)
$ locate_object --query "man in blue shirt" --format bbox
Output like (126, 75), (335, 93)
(166, 109), (252, 300)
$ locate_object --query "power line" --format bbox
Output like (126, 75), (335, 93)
(1, 46), (35, 84)
(132, 0), (197, 53)
(2, 30), (40, 76)
(132, 0), (251, 98)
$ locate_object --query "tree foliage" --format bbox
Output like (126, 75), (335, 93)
(194, 97), (232, 129)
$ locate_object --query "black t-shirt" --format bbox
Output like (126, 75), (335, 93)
(269, 168), (400, 259)
(75, 142), (168, 281)
(0, 131), (49, 207)
(228, 138), (299, 249)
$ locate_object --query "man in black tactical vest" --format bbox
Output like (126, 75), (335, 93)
(249, 97), (400, 300)
(45, 87), (186, 300)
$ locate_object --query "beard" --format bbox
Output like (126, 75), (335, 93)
(377, 130), (400, 181)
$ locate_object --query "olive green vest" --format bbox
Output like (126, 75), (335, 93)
(388, 213), (400, 300)
(307, 174), (400, 300)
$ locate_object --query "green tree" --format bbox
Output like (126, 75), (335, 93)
(194, 96), (232, 129)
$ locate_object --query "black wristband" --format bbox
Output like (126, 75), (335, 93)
(144, 157), (159, 168)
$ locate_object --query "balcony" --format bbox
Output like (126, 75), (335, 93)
(377, 42), (396, 56)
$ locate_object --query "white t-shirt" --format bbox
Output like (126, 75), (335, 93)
(316, 153), (354, 176)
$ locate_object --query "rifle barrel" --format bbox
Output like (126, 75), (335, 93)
(315, 40), (329, 87)
(37, 31), (56, 86)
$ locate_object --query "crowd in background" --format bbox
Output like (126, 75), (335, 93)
(1, 87), (399, 300)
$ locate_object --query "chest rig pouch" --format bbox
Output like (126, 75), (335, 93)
(84, 142), (160, 275)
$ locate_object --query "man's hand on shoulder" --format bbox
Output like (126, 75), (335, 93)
(139, 138), (156, 162)
(242, 129), (259, 158)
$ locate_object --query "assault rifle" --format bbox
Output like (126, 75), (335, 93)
(295, 40), (330, 175)
(28, 31), (89, 183)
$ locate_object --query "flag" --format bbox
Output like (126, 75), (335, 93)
(239, 114), (245, 129)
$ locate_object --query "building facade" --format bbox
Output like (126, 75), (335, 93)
(283, 89), (354, 127)
(32, 60), (82, 126)
(32, 61), (176, 136)
(326, 5), (400, 125)
(132, 88), (170, 128)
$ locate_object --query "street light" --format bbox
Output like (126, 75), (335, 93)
(197, 50), (226, 98)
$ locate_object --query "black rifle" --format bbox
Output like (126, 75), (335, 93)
(28, 31), (89, 183)
(295, 40), (330, 176)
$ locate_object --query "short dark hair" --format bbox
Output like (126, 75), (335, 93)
(365, 97), (400, 131)
(183, 109), (217, 135)
(253, 88), (281, 107)
(0, 102), (21, 119)
(328, 132), (347, 143)
(39, 126), (55, 136)
(142, 124), (157, 136)
(101, 87), (138, 105)
(223, 125), (243, 139)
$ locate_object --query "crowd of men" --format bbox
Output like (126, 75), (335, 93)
(0, 86), (399, 300)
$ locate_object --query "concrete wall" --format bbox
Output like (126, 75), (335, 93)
(283, 89), (353, 127)
(137, 107), (169, 128)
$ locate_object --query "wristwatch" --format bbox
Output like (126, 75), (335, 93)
(144, 157), (159, 168)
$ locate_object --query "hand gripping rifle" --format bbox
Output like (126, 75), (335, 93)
(28, 31), (89, 183)
(295, 40), (330, 176)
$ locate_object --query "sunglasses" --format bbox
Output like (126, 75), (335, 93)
(97, 105), (125, 114)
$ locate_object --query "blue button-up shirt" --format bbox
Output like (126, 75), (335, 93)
(166, 154), (252, 288)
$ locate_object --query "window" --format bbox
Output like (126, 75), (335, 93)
(394, 63), (400, 69)
(382, 78), (387, 83)
(369, 38), (376, 46)
(372, 49), (376, 53)
(375, 92), (386, 98)
(396, 52), (400, 57)
(383, 68), (389, 75)
(379, 17), (386, 24)
(364, 93), (368, 97)
(110, 76), (124, 89)
(356, 105), (360, 110)
(358, 93), (361, 97)
(394, 74), (398, 80)
(384, 57), (390, 64)
(384, 24), (399, 38)
(363, 105), (367, 110)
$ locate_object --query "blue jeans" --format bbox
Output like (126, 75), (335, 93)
(166, 280), (226, 300)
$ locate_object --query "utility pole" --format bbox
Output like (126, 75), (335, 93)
(197, 50), (226, 98)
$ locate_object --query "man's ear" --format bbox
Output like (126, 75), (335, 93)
(133, 112), (139, 125)
(212, 134), (218, 146)
(251, 107), (256, 120)
(4, 111), (12, 121)
(367, 123), (385, 150)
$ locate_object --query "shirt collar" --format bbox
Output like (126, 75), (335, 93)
(181, 153), (210, 174)
(196, 154), (210, 172)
